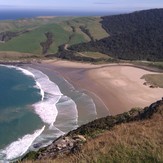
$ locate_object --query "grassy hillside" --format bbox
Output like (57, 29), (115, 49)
(0, 17), (74, 32)
(63, 112), (163, 163)
(22, 98), (163, 163)
(61, 17), (109, 42)
(0, 23), (78, 54)
(0, 16), (108, 56)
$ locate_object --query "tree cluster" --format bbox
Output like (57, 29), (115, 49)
(69, 9), (163, 61)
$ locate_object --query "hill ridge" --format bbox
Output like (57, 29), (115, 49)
(69, 8), (163, 61)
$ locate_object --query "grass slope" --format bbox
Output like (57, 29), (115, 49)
(0, 16), (108, 56)
(0, 17), (74, 32)
(0, 24), (71, 54)
(65, 115), (163, 163)
(61, 17), (109, 41)
(22, 99), (163, 163)
(56, 101), (163, 163)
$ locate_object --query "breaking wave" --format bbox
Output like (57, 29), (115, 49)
(0, 126), (45, 161)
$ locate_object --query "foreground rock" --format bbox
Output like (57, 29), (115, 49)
(22, 135), (86, 160)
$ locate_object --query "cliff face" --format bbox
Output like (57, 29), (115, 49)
(22, 98), (163, 162)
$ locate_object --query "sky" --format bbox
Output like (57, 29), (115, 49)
(0, 0), (163, 12)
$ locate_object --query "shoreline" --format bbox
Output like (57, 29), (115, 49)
(1, 59), (163, 116)
(28, 61), (109, 117)
(1, 59), (163, 161)
(32, 60), (163, 115)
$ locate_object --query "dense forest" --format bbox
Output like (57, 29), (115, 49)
(69, 9), (163, 61)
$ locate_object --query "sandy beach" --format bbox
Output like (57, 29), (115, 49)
(33, 60), (163, 115)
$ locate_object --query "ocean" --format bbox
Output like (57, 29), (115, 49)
(0, 65), (98, 162)
(0, 9), (122, 20)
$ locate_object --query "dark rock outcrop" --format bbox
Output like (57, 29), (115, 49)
(22, 135), (86, 161)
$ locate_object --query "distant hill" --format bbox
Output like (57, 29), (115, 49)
(0, 9), (163, 62)
(0, 17), (108, 57)
(69, 9), (163, 61)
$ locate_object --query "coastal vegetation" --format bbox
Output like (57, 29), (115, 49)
(22, 98), (163, 162)
(69, 9), (163, 61)
(141, 74), (163, 88)
(0, 9), (162, 65)
(134, 61), (163, 70)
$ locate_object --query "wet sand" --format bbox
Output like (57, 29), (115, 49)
(32, 60), (163, 115)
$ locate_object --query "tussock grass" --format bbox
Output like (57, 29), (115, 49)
(54, 110), (163, 163)
(22, 104), (163, 163)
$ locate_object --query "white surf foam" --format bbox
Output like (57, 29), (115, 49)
(0, 65), (77, 161)
(0, 65), (34, 77)
(25, 67), (63, 125)
(0, 65), (63, 125)
(33, 96), (60, 125)
(27, 67), (62, 96)
(0, 126), (45, 161)
(35, 81), (44, 101)
(15, 67), (35, 78)
(0, 64), (43, 100)
(62, 77), (97, 119)
(13, 66), (45, 101)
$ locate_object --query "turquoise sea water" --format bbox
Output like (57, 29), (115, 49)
(0, 65), (43, 149)
(0, 65), (98, 162)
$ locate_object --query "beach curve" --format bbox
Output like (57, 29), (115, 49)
(37, 60), (163, 115)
